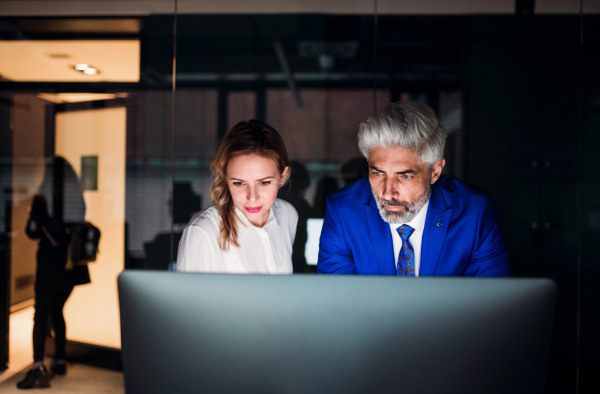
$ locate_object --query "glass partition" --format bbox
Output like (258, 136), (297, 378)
(172, 13), (381, 272)
(580, 3), (600, 392)
(0, 2), (598, 393)
(0, 10), (177, 355)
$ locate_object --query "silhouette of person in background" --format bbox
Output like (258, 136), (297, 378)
(17, 157), (91, 389)
(279, 161), (312, 273)
(310, 176), (339, 218)
(281, 158), (368, 272)
(143, 182), (201, 270)
(341, 157), (369, 188)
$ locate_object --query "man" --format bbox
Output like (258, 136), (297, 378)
(317, 101), (509, 276)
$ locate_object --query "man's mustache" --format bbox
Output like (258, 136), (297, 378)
(378, 198), (410, 208)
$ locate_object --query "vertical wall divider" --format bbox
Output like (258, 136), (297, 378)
(373, 0), (378, 113)
(169, 0), (178, 270)
(575, 1), (584, 393)
(0, 96), (12, 370)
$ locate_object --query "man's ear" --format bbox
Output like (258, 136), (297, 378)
(430, 159), (446, 184)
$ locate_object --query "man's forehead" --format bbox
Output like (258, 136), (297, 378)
(369, 146), (425, 168)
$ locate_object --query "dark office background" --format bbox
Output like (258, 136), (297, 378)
(0, 1), (599, 392)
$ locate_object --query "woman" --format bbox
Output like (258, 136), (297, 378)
(176, 120), (297, 274)
(18, 195), (70, 388)
(17, 157), (91, 389)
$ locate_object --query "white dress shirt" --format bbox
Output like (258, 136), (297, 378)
(389, 200), (430, 277)
(176, 198), (298, 274)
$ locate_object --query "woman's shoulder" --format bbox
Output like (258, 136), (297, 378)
(177, 206), (222, 273)
(187, 206), (220, 234)
(273, 198), (298, 222)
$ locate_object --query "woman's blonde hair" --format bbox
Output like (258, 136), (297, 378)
(210, 120), (291, 250)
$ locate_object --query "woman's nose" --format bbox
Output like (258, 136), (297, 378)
(247, 186), (259, 202)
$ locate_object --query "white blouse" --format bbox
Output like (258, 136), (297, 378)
(176, 198), (298, 274)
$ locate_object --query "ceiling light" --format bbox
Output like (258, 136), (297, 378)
(72, 63), (100, 75)
(37, 93), (128, 104)
(0, 40), (140, 82)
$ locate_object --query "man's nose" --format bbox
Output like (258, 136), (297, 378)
(381, 177), (397, 201)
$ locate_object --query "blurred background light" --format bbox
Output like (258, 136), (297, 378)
(36, 93), (128, 104)
(74, 63), (90, 71)
(0, 40), (139, 82)
(82, 67), (98, 75)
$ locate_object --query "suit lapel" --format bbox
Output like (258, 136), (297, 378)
(364, 197), (396, 275)
(420, 183), (452, 276)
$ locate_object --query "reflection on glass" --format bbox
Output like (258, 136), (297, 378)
(0, 15), (170, 358)
(55, 106), (126, 348)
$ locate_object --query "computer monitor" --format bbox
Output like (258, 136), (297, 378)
(118, 272), (556, 394)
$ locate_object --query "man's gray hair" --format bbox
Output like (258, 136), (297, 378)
(357, 101), (447, 163)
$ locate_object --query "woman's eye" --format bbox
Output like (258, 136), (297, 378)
(232, 181), (244, 186)
(260, 181), (272, 186)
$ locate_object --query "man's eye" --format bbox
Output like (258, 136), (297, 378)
(372, 171), (383, 176)
(402, 175), (412, 180)
(260, 181), (272, 186)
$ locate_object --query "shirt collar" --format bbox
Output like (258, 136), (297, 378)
(235, 206), (278, 237)
(388, 199), (430, 234)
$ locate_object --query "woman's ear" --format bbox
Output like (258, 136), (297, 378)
(280, 166), (290, 187)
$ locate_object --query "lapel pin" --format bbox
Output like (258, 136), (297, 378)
(435, 218), (443, 227)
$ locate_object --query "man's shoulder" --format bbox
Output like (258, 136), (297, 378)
(328, 177), (372, 207)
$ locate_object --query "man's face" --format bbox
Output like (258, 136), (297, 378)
(368, 146), (445, 224)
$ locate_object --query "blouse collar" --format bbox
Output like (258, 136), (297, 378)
(234, 206), (278, 237)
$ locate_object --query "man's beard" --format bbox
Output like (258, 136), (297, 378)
(371, 183), (431, 224)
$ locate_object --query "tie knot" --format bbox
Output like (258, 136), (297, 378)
(397, 224), (415, 240)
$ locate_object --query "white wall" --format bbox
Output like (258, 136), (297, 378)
(55, 107), (126, 349)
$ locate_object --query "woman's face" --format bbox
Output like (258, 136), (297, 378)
(227, 154), (288, 227)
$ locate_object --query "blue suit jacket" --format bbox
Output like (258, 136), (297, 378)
(317, 176), (509, 276)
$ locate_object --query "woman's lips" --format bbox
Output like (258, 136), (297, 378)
(245, 206), (263, 213)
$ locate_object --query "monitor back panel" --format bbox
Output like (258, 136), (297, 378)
(118, 272), (556, 394)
